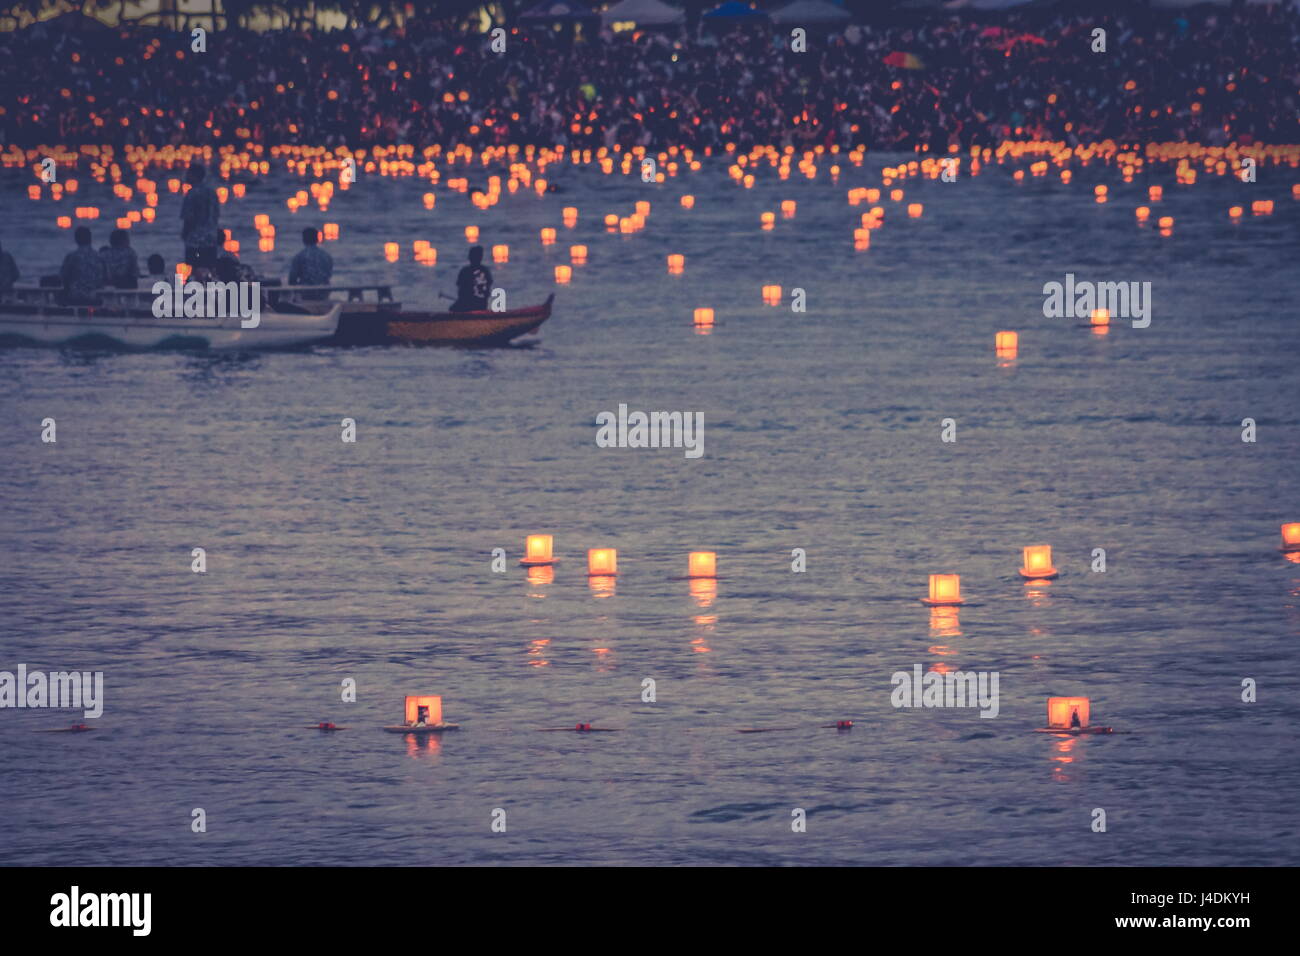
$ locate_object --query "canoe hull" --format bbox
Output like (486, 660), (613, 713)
(333, 295), (553, 347)
(0, 303), (340, 350)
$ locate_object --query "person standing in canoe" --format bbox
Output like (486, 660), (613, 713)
(180, 162), (221, 264)
(450, 245), (492, 312)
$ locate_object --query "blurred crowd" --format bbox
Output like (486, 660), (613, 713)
(1, 6), (1297, 150)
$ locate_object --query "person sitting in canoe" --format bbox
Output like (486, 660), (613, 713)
(288, 227), (333, 286)
(0, 240), (18, 294)
(450, 245), (492, 312)
(59, 227), (107, 306)
(99, 228), (140, 290)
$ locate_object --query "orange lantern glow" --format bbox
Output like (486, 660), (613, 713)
(465, 226), (479, 243)
(922, 573), (963, 606)
(555, 264), (572, 283)
(176, 262), (192, 279)
(890, 188), (903, 202)
(1148, 185), (1163, 201)
(1229, 206), (1243, 219)
(521, 534), (555, 566)
(493, 244), (509, 263)
(1157, 216), (1174, 229)
(403, 695), (443, 726)
(760, 211), (775, 228)
(1046, 697), (1090, 730)
(1281, 523), (1300, 552)
(540, 227), (556, 244)
(384, 242), (399, 259)
(588, 548), (618, 576)
(570, 245), (588, 263)
(680, 195), (695, 208)
(688, 552), (716, 578)
(1135, 205), (1150, 221)
(1019, 544), (1058, 580)
(693, 307), (714, 327)
(907, 203), (923, 217)
(562, 206), (577, 225)
(667, 254), (684, 273)
(1090, 309), (1110, 327)
(995, 330), (1018, 354)
(762, 285), (781, 305)
(781, 199), (796, 218)
(56, 216), (71, 229)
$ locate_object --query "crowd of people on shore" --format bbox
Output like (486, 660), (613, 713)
(1, 6), (1297, 151)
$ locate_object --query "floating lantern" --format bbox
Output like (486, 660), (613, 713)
(56, 216), (71, 229)
(688, 552), (717, 578)
(254, 214), (270, 228)
(781, 200), (796, 218)
(907, 203), (923, 218)
(635, 201), (650, 217)
(1090, 309), (1110, 327)
(562, 206), (577, 225)
(115, 217), (131, 230)
(258, 237), (274, 253)
(520, 534), (555, 566)
(681, 195), (695, 208)
(422, 192), (435, 209)
(384, 242), (399, 259)
(1046, 697), (1090, 730)
(1019, 544), (1059, 580)
(588, 549), (618, 576)
(1157, 216), (1174, 229)
(995, 330), (1018, 354)
(176, 262), (192, 279)
(323, 223), (339, 240)
(693, 307), (714, 327)
(1148, 185), (1163, 201)
(555, 264), (572, 283)
(404, 695), (442, 726)
(762, 285), (781, 305)
(667, 254), (684, 274)
(604, 213), (619, 229)
(1229, 206), (1243, 219)
(540, 227), (556, 244)
(922, 573), (963, 606)
(760, 211), (776, 229)
(27, 185), (40, 200)
(465, 226), (479, 243)
(1281, 523), (1300, 552)
(493, 244), (509, 263)
(570, 245), (588, 264)
(890, 188), (904, 202)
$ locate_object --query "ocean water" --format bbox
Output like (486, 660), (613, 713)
(1, 154), (1299, 866)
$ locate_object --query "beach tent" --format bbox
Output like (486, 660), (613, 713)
(769, 0), (851, 25)
(520, 0), (601, 21)
(600, 0), (687, 27)
(702, 1), (772, 22)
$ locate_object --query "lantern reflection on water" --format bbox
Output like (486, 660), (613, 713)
(1020, 544), (1059, 580)
(922, 573), (963, 606)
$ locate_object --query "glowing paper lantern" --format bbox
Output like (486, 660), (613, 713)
(56, 216), (71, 229)
(688, 552), (717, 578)
(922, 574), (963, 606)
(760, 211), (776, 228)
(1157, 216), (1174, 229)
(520, 534), (555, 566)
(562, 206), (577, 225)
(1148, 186), (1163, 201)
(1090, 309), (1110, 327)
(465, 226), (479, 243)
(384, 242), (399, 260)
(781, 200), (796, 218)
(493, 244), (509, 263)
(1229, 206), (1243, 219)
(907, 203), (923, 217)
(995, 330), (1018, 354)
(555, 264), (572, 283)
(667, 254), (684, 274)
(693, 308), (714, 327)
(1281, 523), (1300, 552)
(570, 245), (588, 264)
(176, 263), (192, 279)
(540, 227), (556, 244)
(680, 195), (695, 208)
(1047, 697), (1090, 730)
(403, 695), (442, 726)
(1019, 544), (1059, 580)
(588, 549), (618, 576)
(323, 223), (339, 240)
(762, 285), (781, 305)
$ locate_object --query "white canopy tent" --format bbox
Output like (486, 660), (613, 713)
(770, 0), (851, 25)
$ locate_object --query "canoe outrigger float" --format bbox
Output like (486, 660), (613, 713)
(0, 286), (339, 350)
(267, 284), (553, 347)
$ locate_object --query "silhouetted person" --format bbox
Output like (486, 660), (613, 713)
(1070, 709), (1081, 729)
(0, 239), (18, 293)
(450, 245), (492, 312)
(146, 253), (166, 279)
(59, 227), (106, 305)
(100, 228), (139, 289)
(181, 163), (221, 264)
(288, 227), (333, 285)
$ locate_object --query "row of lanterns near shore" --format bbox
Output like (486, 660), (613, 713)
(513, 533), (1300, 600)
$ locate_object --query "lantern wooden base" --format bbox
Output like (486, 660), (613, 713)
(1019, 568), (1059, 580)
(519, 558), (559, 566)
(587, 571), (618, 578)
(1282, 544), (1300, 554)
(1034, 726), (1115, 735)
(921, 598), (964, 606)
(382, 723), (460, 733)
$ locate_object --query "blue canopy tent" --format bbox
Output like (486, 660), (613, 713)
(702, 2), (772, 23)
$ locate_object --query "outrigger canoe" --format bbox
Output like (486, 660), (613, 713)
(267, 284), (553, 347)
(0, 286), (339, 350)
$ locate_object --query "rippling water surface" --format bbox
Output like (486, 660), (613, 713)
(1, 155), (1299, 865)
